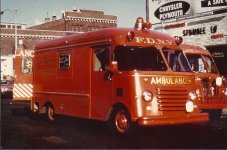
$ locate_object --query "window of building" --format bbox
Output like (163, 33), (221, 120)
(88, 26), (98, 31)
(79, 26), (83, 32)
(71, 25), (83, 32)
(1, 25), (6, 28)
(71, 25), (74, 31)
(88, 26), (91, 31)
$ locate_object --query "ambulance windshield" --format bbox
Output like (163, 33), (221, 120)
(162, 49), (191, 72)
(186, 54), (218, 73)
(114, 46), (167, 71)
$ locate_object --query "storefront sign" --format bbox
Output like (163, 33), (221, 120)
(148, 0), (227, 24)
(201, 0), (226, 7)
(164, 22), (186, 30)
(154, 1), (190, 20)
(212, 51), (225, 58)
(183, 27), (206, 36)
(211, 34), (224, 39)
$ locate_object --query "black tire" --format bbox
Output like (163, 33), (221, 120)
(46, 104), (55, 122)
(107, 106), (133, 136)
(28, 111), (41, 121)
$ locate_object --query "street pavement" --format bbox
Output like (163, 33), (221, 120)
(1, 99), (227, 149)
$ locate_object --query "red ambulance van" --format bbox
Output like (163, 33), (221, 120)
(181, 44), (227, 119)
(31, 18), (208, 135)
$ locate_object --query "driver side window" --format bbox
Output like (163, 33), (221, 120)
(93, 46), (110, 71)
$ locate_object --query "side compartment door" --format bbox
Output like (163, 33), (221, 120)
(90, 45), (112, 120)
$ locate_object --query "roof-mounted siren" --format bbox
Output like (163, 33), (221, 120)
(174, 36), (183, 46)
(134, 17), (152, 30)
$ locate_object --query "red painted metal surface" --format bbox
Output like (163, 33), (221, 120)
(32, 26), (208, 129)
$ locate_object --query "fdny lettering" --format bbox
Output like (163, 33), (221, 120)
(135, 37), (173, 45)
(16, 50), (34, 57)
(150, 77), (190, 85)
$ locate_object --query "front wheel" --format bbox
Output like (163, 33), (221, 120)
(108, 107), (133, 136)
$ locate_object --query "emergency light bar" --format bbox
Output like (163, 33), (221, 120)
(127, 17), (152, 41)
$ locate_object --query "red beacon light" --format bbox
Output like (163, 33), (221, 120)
(174, 36), (183, 45)
(127, 17), (152, 41)
(144, 22), (152, 29)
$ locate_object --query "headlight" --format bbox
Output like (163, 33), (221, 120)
(189, 91), (197, 100)
(186, 101), (194, 113)
(216, 77), (222, 86)
(142, 91), (153, 101)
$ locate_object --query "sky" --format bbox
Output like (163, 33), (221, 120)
(1, 0), (146, 28)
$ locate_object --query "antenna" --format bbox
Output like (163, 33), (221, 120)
(145, 0), (150, 23)
(45, 11), (50, 22)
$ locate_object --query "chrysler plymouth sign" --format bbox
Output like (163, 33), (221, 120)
(154, 1), (190, 20)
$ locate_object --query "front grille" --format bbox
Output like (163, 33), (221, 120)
(156, 87), (188, 111)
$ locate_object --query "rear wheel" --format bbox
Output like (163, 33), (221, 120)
(108, 106), (133, 135)
(46, 105), (55, 122)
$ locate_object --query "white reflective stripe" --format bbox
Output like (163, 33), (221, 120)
(23, 84), (33, 93)
(17, 84), (31, 97)
(14, 84), (28, 98)
(13, 83), (33, 98)
(18, 84), (32, 97)
(13, 85), (27, 98)
(27, 84), (33, 88)
(13, 90), (22, 98)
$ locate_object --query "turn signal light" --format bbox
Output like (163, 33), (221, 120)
(126, 31), (135, 41)
(174, 36), (183, 45)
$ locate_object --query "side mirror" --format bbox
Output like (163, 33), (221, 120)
(104, 61), (120, 81)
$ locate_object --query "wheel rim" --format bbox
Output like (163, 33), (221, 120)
(115, 110), (129, 133)
(47, 106), (54, 121)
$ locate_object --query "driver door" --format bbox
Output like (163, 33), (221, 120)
(90, 45), (112, 120)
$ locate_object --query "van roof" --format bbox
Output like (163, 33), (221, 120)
(35, 27), (179, 51)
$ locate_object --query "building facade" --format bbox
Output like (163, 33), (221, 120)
(0, 9), (118, 80)
(1, 22), (27, 30)
(28, 9), (117, 32)
(146, 0), (227, 77)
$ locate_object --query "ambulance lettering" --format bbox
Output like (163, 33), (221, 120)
(150, 77), (191, 85)
(16, 50), (35, 58)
